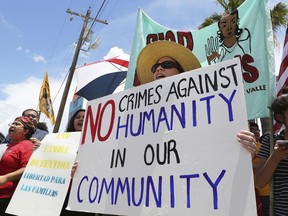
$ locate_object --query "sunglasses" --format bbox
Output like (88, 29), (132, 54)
(151, 61), (183, 73)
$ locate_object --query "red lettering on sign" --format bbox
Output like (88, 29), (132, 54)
(146, 31), (194, 50)
(81, 100), (116, 144)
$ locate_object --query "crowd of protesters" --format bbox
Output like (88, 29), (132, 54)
(0, 40), (286, 216)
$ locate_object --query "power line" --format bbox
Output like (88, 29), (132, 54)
(53, 7), (108, 132)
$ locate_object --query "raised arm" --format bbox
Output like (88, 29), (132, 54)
(0, 167), (25, 186)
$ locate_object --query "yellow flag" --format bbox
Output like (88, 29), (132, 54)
(39, 72), (55, 125)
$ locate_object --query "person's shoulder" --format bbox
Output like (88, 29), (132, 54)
(21, 139), (33, 145)
(33, 128), (49, 140)
(35, 128), (48, 134)
(260, 131), (284, 144)
(16, 140), (33, 149)
(260, 133), (271, 141)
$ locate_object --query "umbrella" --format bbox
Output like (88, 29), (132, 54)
(75, 54), (129, 100)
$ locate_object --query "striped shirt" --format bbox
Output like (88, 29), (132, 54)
(257, 131), (288, 216)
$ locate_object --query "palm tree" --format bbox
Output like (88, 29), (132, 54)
(198, 0), (288, 41)
(271, 3), (288, 32)
(198, 1), (287, 133)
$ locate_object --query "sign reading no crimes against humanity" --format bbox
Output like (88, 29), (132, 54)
(69, 58), (257, 216)
(6, 132), (81, 216)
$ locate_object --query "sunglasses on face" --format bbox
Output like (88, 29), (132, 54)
(151, 61), (183, 73)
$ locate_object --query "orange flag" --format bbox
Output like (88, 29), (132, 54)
(39, 72), (55, 125)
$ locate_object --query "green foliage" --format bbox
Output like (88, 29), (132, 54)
(216, 0), (243, 13)
(198, 0), (288, 42)
(271, 2), (288, 32)
(198, 13), (222, 29)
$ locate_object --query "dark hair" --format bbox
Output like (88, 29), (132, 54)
(270, 95), (288, 121)
(281, 87), (288, 95)
(174, 60), (185, 73)
(22, 108), (39, 119)
(248, 122), (259, 128)
(66, 109), (85, 132)
(14, 116), (36, 139)
(37, 122), (49, 133)
(217, 10), (242, 43)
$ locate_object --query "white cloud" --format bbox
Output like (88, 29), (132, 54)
(0, 75), (77, 135)
(33, 54), (46, 63)
(15, 46), (46, 63)
(0, 46), (128, 136)
(0, 77), (41, 135)
(15, 46), (47, 64)
(0, 14), (22, 37)
(104, 47), (125, 59)
(0, 15), (7, 25)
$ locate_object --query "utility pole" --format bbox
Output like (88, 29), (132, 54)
(53, 7), (108, 133)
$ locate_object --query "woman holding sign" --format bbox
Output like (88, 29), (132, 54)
(63, 109), (116, 216)
(60, 108), (95, 216)
(256, 95), (288, 216)
(66, 109), (85, 133)
(0, 116), (35, 215)
(135, 40), (257, 157)
(70, 41), (257, 216)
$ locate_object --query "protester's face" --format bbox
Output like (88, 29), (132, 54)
(152, 57), (181, 81)
(8, 120), (28, 141)
(73, 111), (85, 132)
(219, 13), (238, 39)
(23, 110), (39, 126)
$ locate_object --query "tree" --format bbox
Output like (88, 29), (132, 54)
(198, 1), (287, 133)
(198, 0), (288, 42)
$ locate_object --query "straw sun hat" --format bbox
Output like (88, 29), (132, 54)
(136, 40), (201, 84)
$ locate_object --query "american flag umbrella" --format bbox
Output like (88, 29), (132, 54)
(75, 54), (129, 100)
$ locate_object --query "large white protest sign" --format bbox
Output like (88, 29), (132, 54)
(69, 58), (256, 215)
(6, 132), (80, 216)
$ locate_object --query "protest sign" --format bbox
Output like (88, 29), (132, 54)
(6, 132), (80, 216)
(125, 0), (275, 120)
(69, 58), (256, 215)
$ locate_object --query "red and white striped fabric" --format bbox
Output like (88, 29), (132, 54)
(276, 25), (288, 96)
(75, 54), (129, 101)
(274, 25), (288, 133)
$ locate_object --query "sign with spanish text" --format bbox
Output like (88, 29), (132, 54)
(125, 0), (275, 120)
(6, 132), (80, 216)
(69, 58), (257, 215)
